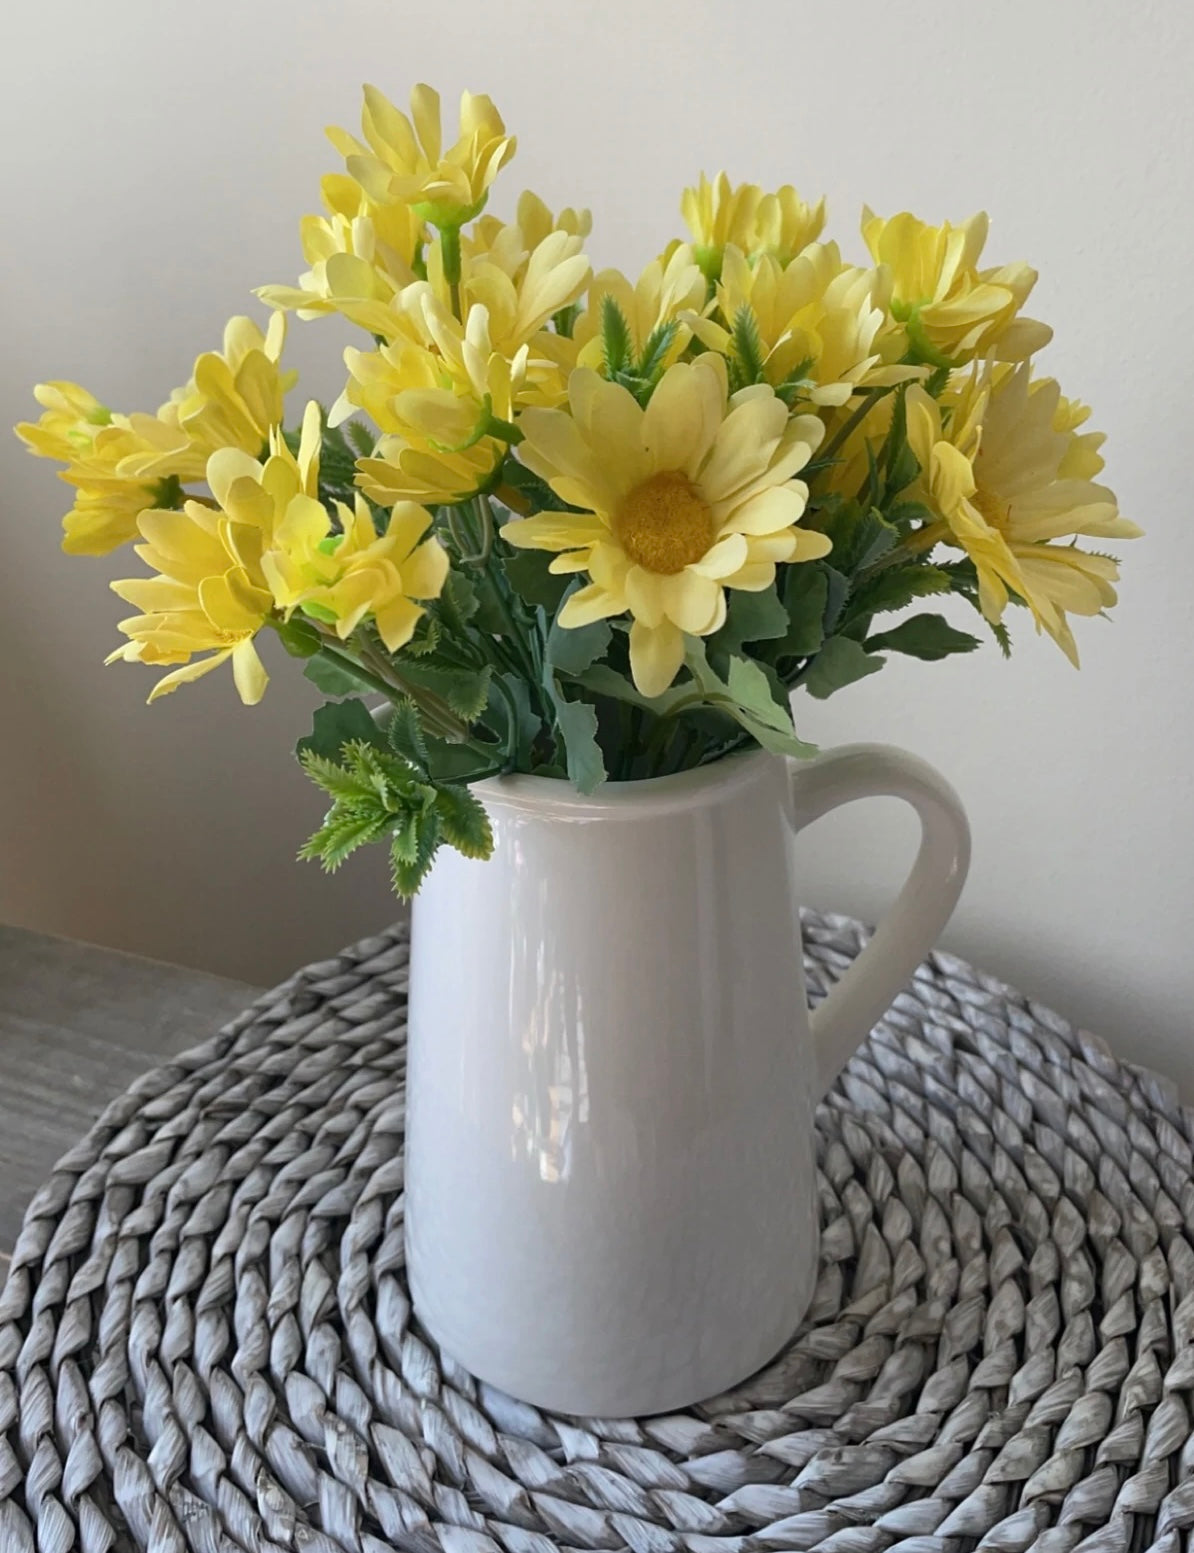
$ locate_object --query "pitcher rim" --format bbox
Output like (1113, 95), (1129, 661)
(472, 746), (778, 816)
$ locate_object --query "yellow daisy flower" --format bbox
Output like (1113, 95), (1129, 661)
(331, 83), (515, 228)
(688, 241), (917, 406)
(257, 173), (424, 335)
(467, 189), (591, 261)
(681, 173), (825, 275)
(503, 358), (830, 696)
(573, 245), (706, 376)
(862, 210), (1052, 366)
(906, 365), (1140, 664)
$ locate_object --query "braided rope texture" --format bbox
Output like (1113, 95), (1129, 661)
(2, 910), (1193, 1553)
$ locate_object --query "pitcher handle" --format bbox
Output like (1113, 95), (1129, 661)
(786, 744), (971, 1098)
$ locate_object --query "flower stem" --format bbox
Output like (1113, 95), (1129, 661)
(817, 385), (896, 467)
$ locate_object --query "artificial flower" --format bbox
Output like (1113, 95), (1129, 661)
(330, 83), (515, 228)
(573, 245), (706, 377)
(688, 241), (916, 405)
(862, 210), (1051, 365)
(257, 173), (423, 332)
(906, 364), (1140, 663)
(503, 357), (830, 696)
(680, 174), (825, 277)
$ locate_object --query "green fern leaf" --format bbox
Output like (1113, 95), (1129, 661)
(435, 784), (494, 860)
(600, 295), (633, 376)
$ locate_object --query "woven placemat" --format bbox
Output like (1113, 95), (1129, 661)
(2, 911), (1192, 1553)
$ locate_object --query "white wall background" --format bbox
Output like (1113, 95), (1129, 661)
(2, 2), (1192, 1082)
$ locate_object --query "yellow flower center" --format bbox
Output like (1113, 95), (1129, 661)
(615, 472), (715, 575)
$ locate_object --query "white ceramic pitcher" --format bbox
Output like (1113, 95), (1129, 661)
(405, 744), (969, 1417)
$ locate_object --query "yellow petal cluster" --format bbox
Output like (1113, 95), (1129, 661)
(108, 403), (448, 702)
(573, 246), (706, 376)
(341, 228), (590, 505)
(503, 357), (829, 696)
(906, 364), (1140, 664)
(863, 210), (1052, 366)
(688, 241), (918, 406)
(681, 173), (826, 274)
(16, 315), (295, 555)
(331, 83), (515, 228)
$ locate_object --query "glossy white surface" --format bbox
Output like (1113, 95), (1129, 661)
(405, 746), (969, 1416)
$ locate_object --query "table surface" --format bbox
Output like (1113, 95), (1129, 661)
(0, 923), (260, 1260)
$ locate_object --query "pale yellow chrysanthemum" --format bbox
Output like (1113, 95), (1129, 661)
(467, 189), (591, 263)
(331, 83), (515, 228)
(108, 402), (447, 701)
(573, 245), (706, 377)
(340, 234), (589, 505)
(15, 388), (176, 554)
(688, 241), (918, 406)
(263, 489), (448, 653)
(503, 358), (830, 696)
(906, 365), (1140, 664)
(257, 173), (424, 334)
(681, 173), (826, 274)
(862, 210), (1052, 366)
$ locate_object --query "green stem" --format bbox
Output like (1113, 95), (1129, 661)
(439, 224), (463, 320)
(817, 386), (896, 467)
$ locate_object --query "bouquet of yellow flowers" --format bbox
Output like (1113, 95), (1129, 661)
(17, 84), (1139, 896)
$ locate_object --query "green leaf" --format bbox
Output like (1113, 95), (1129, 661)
(821, 565), (851, 634)
(842, 563), (953, 624)
(551, 694), (606, 794)
(866, 613), (981, 661)
(492, 672), (543, 762)
(390, 812), (443, 899)
(501, 548), (570, 613)
(386, 700), (430, 772)
(435, 784), (494, 860)
(304, 652), (377, 697)
(545, 610), (611, 677)
(345, 419), (376, 456)
(708, 585), (789, 659)
(438, 570), (479, 631)
(570, 663), (691, 715)
(636, 319), (679, 383)
(774, 565), (828, 661)
(601, 294), (633, 376)
(296, 698), (384, 762)
(802, 637), (886, 700)
(398, 661), (493, 721)
(274, 617), (322, 658)
(302, 601), (340, 625)
(730, 305), (766, 387)
(299, 806), (392, 871)
(297, 750), (378, 804)
(725, 656), (816, 757)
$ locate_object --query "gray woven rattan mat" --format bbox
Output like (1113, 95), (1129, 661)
(2, 911), (1192, 1553)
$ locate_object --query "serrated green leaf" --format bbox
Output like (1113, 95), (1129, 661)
(866, 613), (981, 661)
(821, 566), (850, 634)
(439, 570), (479, 630)
(398, 661), (493, 721)
(552, 695), (606, 794)
(570, 663), (691, 715)
(345, 419), (376, 456)
(636, 319), (679, 383)
(492, 672), (543, 763)
(708, 584), (789, 659)
(775, 564), (829, 660)
(802, 637), (886, 700)
(390, 812), (443, 899)
(601, 294), (633, 376)
(298, 749), (378, 803)
(386, 700), (429, 772)
(546, 608), (611, 676)
(730, 305), (766, 386)
(304, 652), (377, 696)
(501, 548), (570, 613)
(724, 655), (817, 757)
(299, 807), (392, 871)
(435, 784), (494, 859)
(843, 564), (953, 624)
(296, 698), (385, 763)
